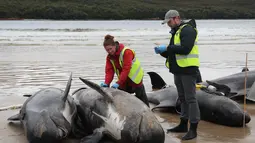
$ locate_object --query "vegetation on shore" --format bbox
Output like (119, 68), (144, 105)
(1, 0), (255, 20)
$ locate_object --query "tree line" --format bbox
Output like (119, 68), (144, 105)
(1, 0), (255, 20)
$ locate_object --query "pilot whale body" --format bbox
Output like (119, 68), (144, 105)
(147, 71), (251, 127)
(73, 77), (165, 143)
(7, 73), (77, 143)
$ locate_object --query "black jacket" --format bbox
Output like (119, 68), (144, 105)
(160, 19), (199, 75)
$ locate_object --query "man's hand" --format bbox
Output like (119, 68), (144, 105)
(154, 45), (167, 54)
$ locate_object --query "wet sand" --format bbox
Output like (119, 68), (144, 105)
(0, 96), (254, 143)
(1, 20), (255, 143)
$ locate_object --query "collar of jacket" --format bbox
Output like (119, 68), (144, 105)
(169, 21), (185, 34)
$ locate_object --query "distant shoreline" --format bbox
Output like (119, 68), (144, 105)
(0, 18), (24, 20)
(1, 0), (255, 20)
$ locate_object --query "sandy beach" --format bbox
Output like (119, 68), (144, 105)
(0, 96), (177, 143)
(0, 95), (254, 143)
(1, 20), (255, 143)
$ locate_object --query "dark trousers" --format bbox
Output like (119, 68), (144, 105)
(174, 74), (200, 123)
(123, 84), (150, 107)
(196, 69), (202, 83)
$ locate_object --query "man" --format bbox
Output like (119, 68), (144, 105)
(154, 10), (200, 140)
(100, 34), (150, 107)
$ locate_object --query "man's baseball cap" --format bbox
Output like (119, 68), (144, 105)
(162, 10), (180, 24)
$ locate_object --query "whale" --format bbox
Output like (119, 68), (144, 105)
(146, 71), (251, 127)
(72, 77), (165, 143)
(200, 69), (255, 102)
(7, 73), (77, 143)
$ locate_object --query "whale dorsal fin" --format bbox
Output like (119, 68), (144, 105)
(79, 77), (113, 102)
(62, 72), (72, 102)
(147, 72), (167, 90)
(23, 94), (32, 97)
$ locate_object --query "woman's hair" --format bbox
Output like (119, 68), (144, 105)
(103, 34), (115, 46)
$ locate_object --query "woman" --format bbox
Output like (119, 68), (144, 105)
(100, 34), (149, 107)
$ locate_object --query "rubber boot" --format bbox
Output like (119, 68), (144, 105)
(182, 122), (198, 140)
(167, 118), (188, 133)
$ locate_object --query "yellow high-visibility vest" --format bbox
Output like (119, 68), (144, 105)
(165, 24), (200, 68)
(110, 47), (144, 84)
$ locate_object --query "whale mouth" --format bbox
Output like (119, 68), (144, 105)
(49, 116), (68, 139)
(57, 127), (68, 138)
(31, 111), (67, 140)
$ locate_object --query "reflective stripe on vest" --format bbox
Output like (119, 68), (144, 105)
(165, 24), (200, 68)
(110, 47), (144, 84)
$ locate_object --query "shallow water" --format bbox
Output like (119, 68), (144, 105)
(0, 19), (255, 143)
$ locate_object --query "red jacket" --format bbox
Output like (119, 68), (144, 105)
(104, 43), (143, 89)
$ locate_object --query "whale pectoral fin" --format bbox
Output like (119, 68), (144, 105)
(7, 113), (21, 121)
(80, 127), (105, 143)
(206, 80), (231, 95)
(151, 100), (176, 111)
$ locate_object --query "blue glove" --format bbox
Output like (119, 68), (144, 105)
(154, 45), (167, 54)
(100, 82), (108, 87)
(111, 83), (119, 89)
